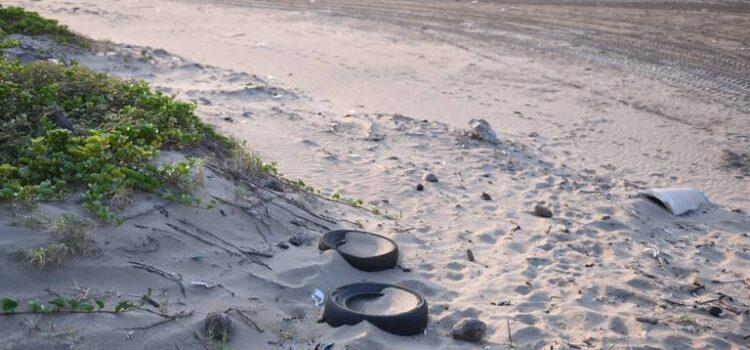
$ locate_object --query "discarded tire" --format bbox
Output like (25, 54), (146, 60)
(319, 230), (398, 272)
(323, 282), (428, 336)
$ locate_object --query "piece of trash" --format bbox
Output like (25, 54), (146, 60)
(469, 118), (500, 145)
(639, 188), (710, 215)
(126, 330), (134, 340)
(256, 42), (267, 47)
(272, 93), (283, 99)
(314, 343), (334, 350)
(312, 289), (325, 307)
(191, 280), (218, 289)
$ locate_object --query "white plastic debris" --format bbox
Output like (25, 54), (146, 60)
(639, 188), (710, 215)
(311, 289), (325, 307)
(191, 280), (218, 289)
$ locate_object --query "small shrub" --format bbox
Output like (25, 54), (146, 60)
(0, 6), (88, 46)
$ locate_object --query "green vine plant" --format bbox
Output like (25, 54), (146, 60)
(0, 7), (247, 224)
(0, 288), (185, 318)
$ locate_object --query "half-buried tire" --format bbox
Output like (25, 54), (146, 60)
(319, 230), (398, 272)
(323, 282), (428, 336)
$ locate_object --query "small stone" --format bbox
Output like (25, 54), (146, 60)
(468, 119), (500, 145)
(707, 306), (722, 317)
(480, 192), (492, 201)
(533, 204), (553, 218)
(451, 318), (486, 342)
(416, 183), (424, 191)
(204, 312), (232, 340)
(223, 116), (234, 122)
(277, 242), (290, 249)
(422, 172), (438, 183)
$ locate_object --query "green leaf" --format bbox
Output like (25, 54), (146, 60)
(78, 303), (95, 312)
(67, 299), (80, 309)
(95, 299), (105, 310)
(28, 300), (44, 313)
(114, 301), (135, 313)
(48, 297), (66, 309)
(1, 298), (18, 313)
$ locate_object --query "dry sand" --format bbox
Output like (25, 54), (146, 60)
(2, 0), (750, 349)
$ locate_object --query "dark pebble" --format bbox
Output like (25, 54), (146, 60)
(708, 306), (722, 317)
(533, 204), (553, 218)
(416, 183), (424, 191)
(480, 192), (492, 201)
(288, 236), (304, 247)
(422, 172), (438, 183)
(277, 242), (290, 249)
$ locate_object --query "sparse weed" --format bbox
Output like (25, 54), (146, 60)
(24, 243), (68, 269)
(50, 214), (97, 256)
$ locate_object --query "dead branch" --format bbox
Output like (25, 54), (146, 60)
(176, 219), (272, 258)
(124, 309), (195, 331)
(225, 308), (264, 333)
(129, 261), (186, 297)
(163, 223), (271, 270)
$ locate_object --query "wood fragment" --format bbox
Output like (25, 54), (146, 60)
(507, 318), (513, 347)
(177, 219), (272, 258)
(164, 223), (271, 270)
(129, 261), (186, 297)
(466, 249), (475, 262)
(124, 309), (194, 331)
(225, 308), (264, 333)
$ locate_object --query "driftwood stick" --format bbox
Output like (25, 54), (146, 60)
(164, 223), (271, 270)
(124, 309), (194, 331)
(129, 261), (186, 297)
(176, 219), (272, 258)
(225, 308), (264, 333)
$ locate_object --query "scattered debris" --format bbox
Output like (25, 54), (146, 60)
(191, 280), (218, 289)
(451, 317), (487, 342)
(312, 289), (325, 307)
(314, 343), (334, 350)
(468, 119), (499, 145)
(639, 188), (710, 215)
(466, 249), (475, 262)
(635, 317), (659, 325)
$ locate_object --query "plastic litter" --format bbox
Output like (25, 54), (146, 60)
(312, 289), (325, 307)
(191, 280), (218, 289)
(639, 187), (710, 215)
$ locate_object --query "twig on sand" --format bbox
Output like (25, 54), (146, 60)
(510, 221), (521, 232)
(121, 203), (173, 222)
(124, 309), (194, 331)
(224, 307), (264, 333)
(177, 219), (272, 258)
(164, 223), (271, 270)
(212, 194), (332, 232)
(129, 261), (186, 297)
(507, 318), (513, 347)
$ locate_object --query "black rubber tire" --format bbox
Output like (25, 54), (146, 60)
(319, 230), (398, 272)
(323, 282), (428, 336)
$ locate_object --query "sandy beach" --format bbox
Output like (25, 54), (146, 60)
(1, 1), (749, 349)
